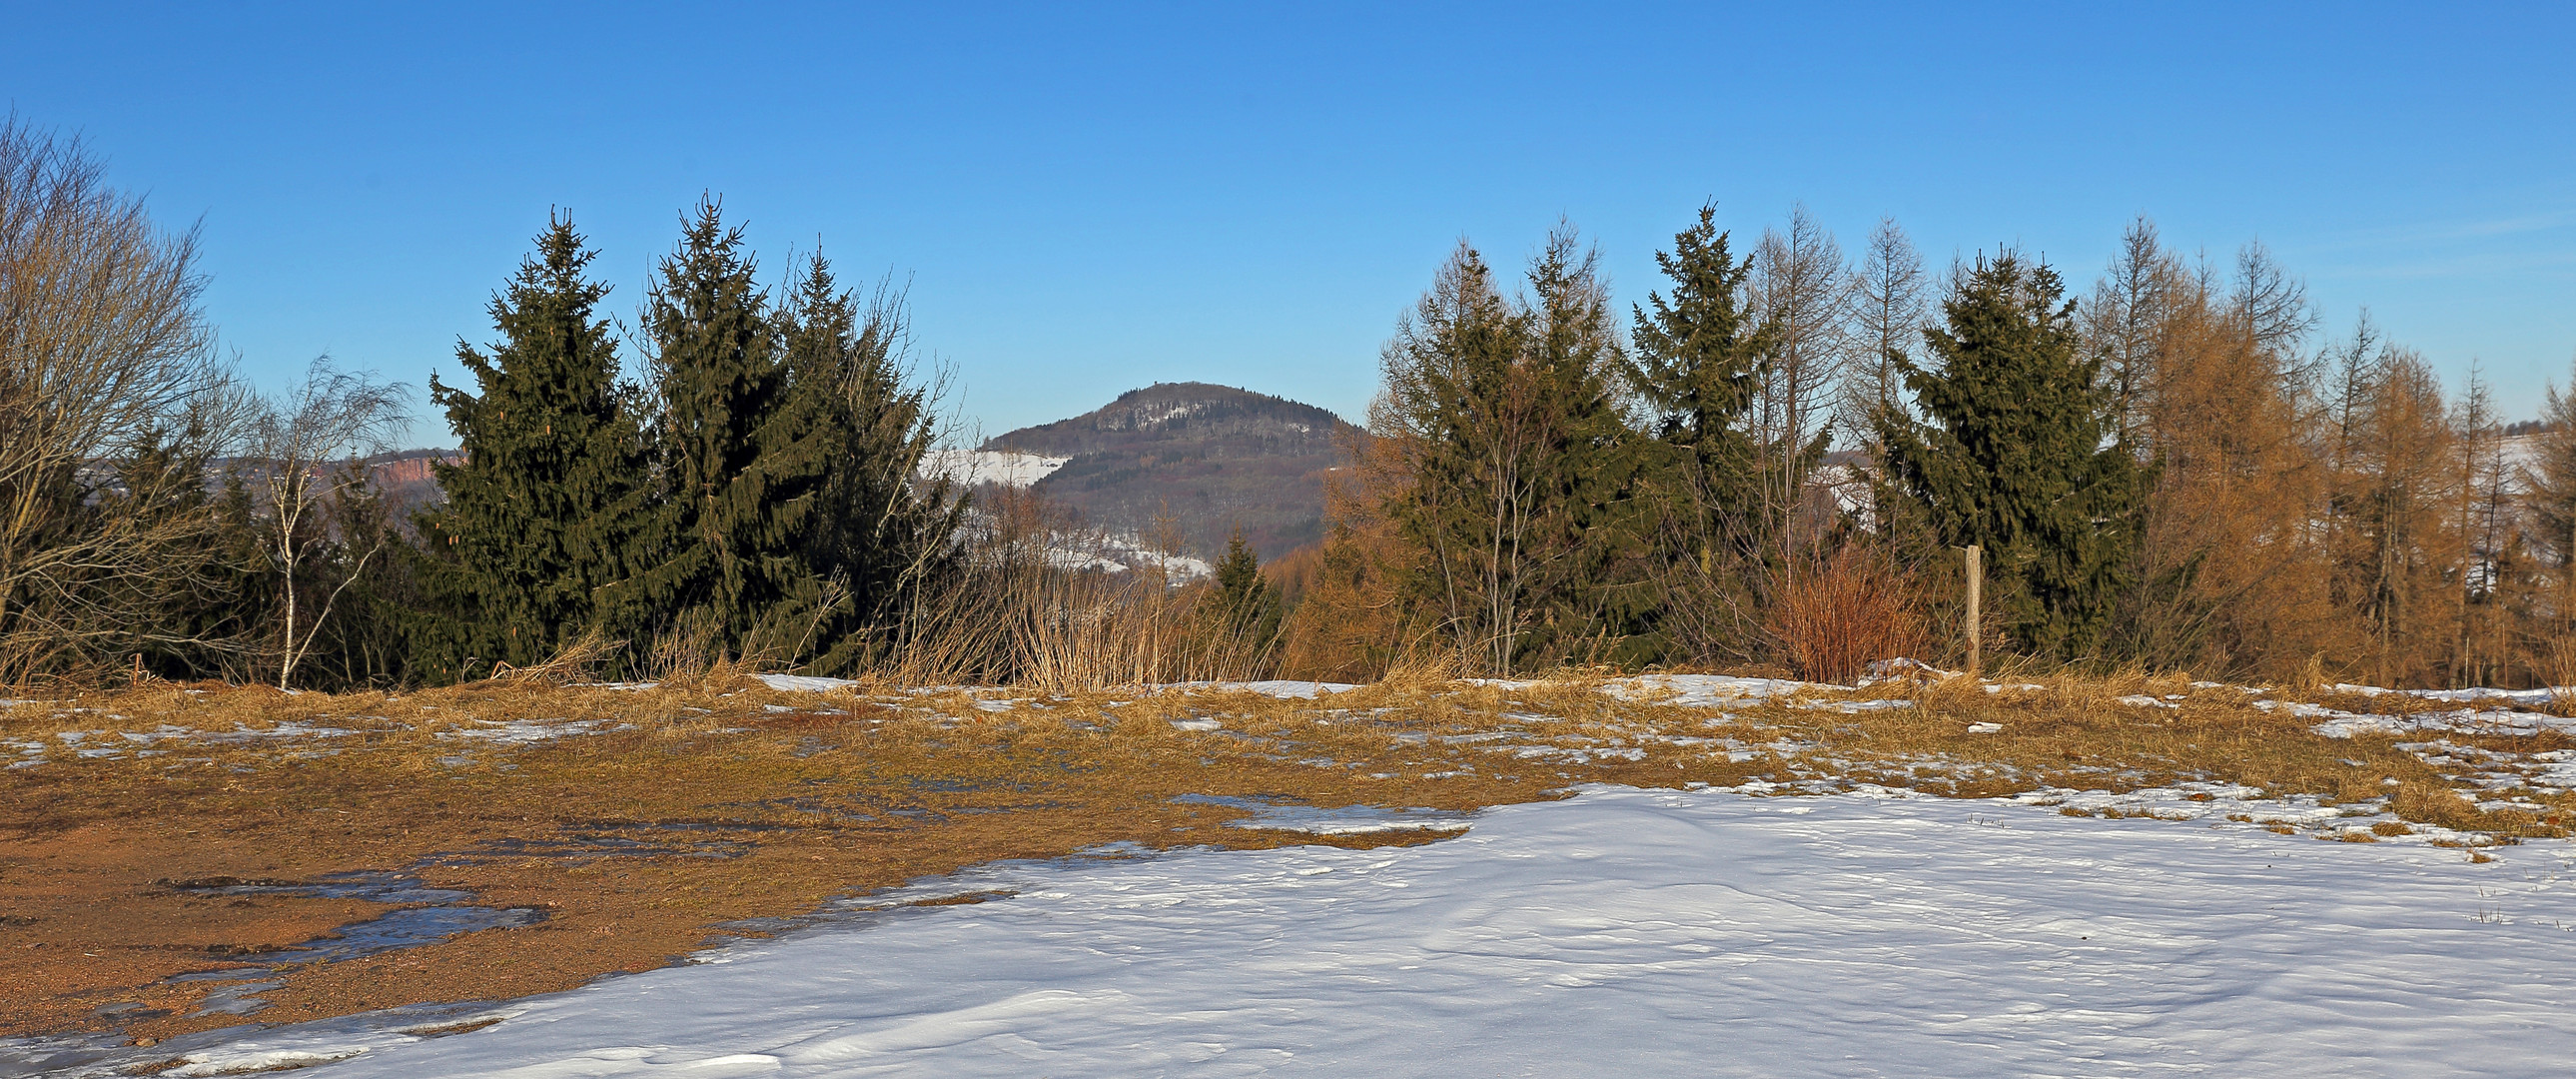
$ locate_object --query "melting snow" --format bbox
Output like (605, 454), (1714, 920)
(436, 718), (622, 746)
(90, 785), (2576, 1078)
(756, 673), (863, 693)
(1174, 680), (1363, 699)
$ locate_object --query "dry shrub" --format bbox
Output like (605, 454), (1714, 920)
(2290, 653), (2332, 695)
(839, 486), (1286, 692)
(1765, 544), (1928, 683)
(2545, 637), (2576, 716)
(1014, 567), (1198, 693)
(2388, 780), (2526, 836)
(641, 609), (727, 686)
(480, 629), (625, 687)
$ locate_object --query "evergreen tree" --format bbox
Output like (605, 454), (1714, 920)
(1517, 232), (1662, 665)
(91, 429), (234, 679)
(1210, 528), (1283, 660)
(1879, 252), (2147, 659)
(417, 215), (648, 678)
(780, 254), (964, 673)
(306, 460), (424, 689)
(629, 200), (837, 662)
(1375, 229), (1655, 672)
(1627, 206), (1774, 584)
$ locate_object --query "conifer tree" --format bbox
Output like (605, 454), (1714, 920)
(417, 216), (647, 678)
(1879, 252), (2147, 659)
(1210, 528), (1283, 661)
(1518, 232), (1661, 665)
(778, 253), (963, 672)
(2526, 361), (2576, 639)
(629, 200), (836, 662)
(1375, 229), (1653, 672)
(1746, 206), (1849, 549)
(1627, 206), (1773, 576)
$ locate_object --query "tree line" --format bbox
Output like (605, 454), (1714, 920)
(1, 118), (1288, 690)
(1281, 208), (2576, 689)
(7, 110), (2574, 691)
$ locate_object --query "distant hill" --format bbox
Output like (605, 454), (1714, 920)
(980, 382), (1359, 559)
(367, 448), (459, 515)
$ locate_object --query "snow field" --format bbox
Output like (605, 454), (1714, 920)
(145, 784), (2576, 1078)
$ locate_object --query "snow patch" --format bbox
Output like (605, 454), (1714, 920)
(99, 786), (2576, 1078)
(920, 450), (1072, 489)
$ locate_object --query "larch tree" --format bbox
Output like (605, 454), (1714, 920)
(2450, 368), (2520, 687)
(1746, 205), (1850, 553)
(2330, 347), (2458, 687)
(2082, 218), (2177, 445)
(2525, 360), (2576, 644)
(1842, 217), (1928, 453)
(2090, 227), (2337, 679)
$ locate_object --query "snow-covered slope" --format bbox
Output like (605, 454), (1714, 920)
(917, 450), (1071, 489)
(135, 785), (2576, 1078)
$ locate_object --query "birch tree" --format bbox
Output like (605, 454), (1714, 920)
(248, 360), (407, 688)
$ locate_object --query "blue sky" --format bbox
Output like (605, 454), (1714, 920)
(6, 2), (2570, 443)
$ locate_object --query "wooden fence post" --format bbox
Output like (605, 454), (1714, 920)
(1964, 544), (1983, 677)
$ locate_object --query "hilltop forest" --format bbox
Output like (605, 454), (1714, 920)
(8, 117), (2576, 692)
(983, 382), (1357, 561)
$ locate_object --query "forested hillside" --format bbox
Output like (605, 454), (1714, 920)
(982, 383), (1357, 559)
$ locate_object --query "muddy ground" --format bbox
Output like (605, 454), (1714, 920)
(6, 671), (2560, 1050)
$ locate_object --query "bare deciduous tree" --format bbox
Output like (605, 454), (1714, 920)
(1843, 217), (1928, 444)
(1748, 205), (1851, 551)
(0, 115), (245, 685)
(249, 359), (408, 688)
(2083, 217), (2176, 443)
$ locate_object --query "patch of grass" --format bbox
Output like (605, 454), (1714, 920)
(8, 665), (2574, 1044)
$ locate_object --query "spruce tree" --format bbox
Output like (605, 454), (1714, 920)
(1879, 252), (2147, 659)
(1517, 233), (1661, 666)
(780, 254), (963, 673)
(1627, 206), (1774, 576)
(629, 200), (836, 662)
(416, 216), (648, 678)
(1210, 529), (1283, 659)
(1377, 230), (1654, 672)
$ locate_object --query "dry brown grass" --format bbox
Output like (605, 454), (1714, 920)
(2543, 637), (2576, 717)
(7, 666), (2571, 1045)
